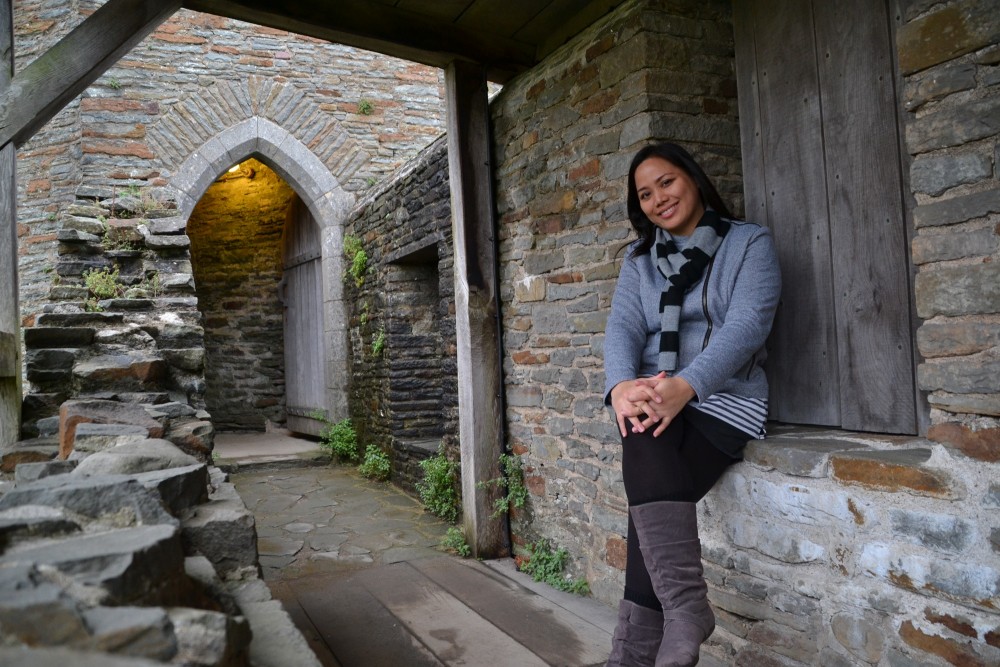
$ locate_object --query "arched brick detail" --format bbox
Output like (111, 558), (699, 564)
(163, 118), (354, 423)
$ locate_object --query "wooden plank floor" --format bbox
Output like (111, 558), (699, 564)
(269, 557), (614, 667)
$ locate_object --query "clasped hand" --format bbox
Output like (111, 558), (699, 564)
(609, 372), (696, 438)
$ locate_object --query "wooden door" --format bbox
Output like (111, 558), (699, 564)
(282, 194), (326, 436)
(734, 0), (918, 434)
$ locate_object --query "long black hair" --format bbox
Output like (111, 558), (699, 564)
(625, 142), (733, 257)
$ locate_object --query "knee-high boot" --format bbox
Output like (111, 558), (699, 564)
(605, 600), (663, 666)
(629, 501), (715, 667)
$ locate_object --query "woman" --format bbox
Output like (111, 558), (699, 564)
(603, 143), (781, 667)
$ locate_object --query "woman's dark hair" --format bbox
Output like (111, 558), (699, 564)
(625, 142), (733, 256)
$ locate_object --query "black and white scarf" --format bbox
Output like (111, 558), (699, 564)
(654, 209), (730, 372)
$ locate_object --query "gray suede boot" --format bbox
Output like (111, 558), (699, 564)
(630, 501), (715, 667)
(605, 600), (664, 667)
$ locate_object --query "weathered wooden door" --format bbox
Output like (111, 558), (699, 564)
(734, 0), (918, 433)
(282, 194), (326, 436)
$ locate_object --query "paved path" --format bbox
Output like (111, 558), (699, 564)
(221, 439), (616, 667)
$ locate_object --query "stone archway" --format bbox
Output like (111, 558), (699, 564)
(165, 118), (356, 425)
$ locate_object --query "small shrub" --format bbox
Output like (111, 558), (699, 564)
(477, 453), (529, 519)
(343, 234), (368, 287)
(371, 326), (386, 357)
(518, 540), (590, 596)
(83, 265), (123, 300)
(417, 448), (460, 523)
(108, 77), (122, 90)
(101, 221), (137, 252)
(357, 98), (374, 115)
(316, 416), (360, 463)
(441, 526), (471, 557)
(359, 444), (391, 481)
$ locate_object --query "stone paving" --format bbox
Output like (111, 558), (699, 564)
(232, 464), (450, 582)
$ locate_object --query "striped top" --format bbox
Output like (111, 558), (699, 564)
(692, 392), (767, 439)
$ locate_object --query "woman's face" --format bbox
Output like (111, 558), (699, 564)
(634, 156), (705, 237)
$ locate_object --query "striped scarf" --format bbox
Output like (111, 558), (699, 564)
(654, 209), (730, 371)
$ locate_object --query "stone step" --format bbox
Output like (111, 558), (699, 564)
(59, 399), (166, 459)
(0, 438), (59, 473)
(73, 353), (169, 395)
(24, 326), (96, 349)
(35, 311), (124, 328)
(0, 475), (177, 527)
(830, 448), (956, 498)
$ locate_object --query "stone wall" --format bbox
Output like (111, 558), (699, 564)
(489, 0), (1000, 664)
(187, 159), (292, 431)
(343, 136), (457, 494)
(899, 0), (1000, 459)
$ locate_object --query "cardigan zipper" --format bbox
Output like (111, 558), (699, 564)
(701, 257), (715, 350)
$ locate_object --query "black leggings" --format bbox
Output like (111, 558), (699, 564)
(621, 407), (738, 611)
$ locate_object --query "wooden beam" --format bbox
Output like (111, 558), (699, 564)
(0, 0), (180, 148)
(445, 60), (507, 558)
(182, 0), (533, 81)
(0, 0), (21, 447)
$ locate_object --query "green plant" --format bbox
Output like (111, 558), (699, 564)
(477, 453), (529, 519)
(417, 447), (460, 523)
(371, 326), (386, 357)
(358, 443), (391, 481)
(357, 98), (374, 115)
(83, 265), (124, 300)
(125, 271), (162, 298)
(441, 526), (471, 557)
(315, 415), (360, 463)
(366, 176), (378, 187)
(101, 221), (137, 252)
(84, 297), (103, 312)
(343, 234), (368, 287)
(359, 301), (370, 326)
(518, 540), (590, 596)
(108, 77), (122, 90)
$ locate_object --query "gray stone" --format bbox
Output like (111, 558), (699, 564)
(890, 509), (971, 554)
(227, 596), (322, 667)
(0, 525), (184, 605)
(24, 327), (96, 348)
(162, 348), (206, 371)
(0, 646), (166, 666)
(917, 319), (1000, 357)
(913, 188), (1000, 228)
(910, 152), (992, 196)
(81, 606), (178, 660)
(184, 556), (242, 616)
(745, 438), (867, 477)
(0, 579), (90, 647)
(72, 438), (199, 476)
(0, 475), (177, 527)
(830, 612), (885, 665)
(903, 62), (977, 111)
(133, 464), (210, 516)
(906, 97), (1000, 154)
(56, 228), (101, 243)
(14, 460), (78, 484)
(166, 419), (215, 459)
(0, 439), (59, 473)
(0, 505), (80, 547)
(181, 494), (260, 576)
(928, 391), (1000, 417)
(919, 348), (1000, 393)
(167, 607), (252, 667)
(148, 216), (186, 234)
(145, 234), (191, 249)
(915, 262), (1000, 317)
(146, 401), (198, 420)
(62, 214), (106, 235)
(72, 423), (152, 453)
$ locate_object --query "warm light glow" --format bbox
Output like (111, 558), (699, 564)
(228, 165), (240, 173)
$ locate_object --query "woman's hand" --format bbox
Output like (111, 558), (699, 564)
(609, 378), (662, 438)
(627, 374), (696, 437)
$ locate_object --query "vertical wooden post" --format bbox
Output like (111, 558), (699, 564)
(0, 0), (21, 448)
(445, 60), (506, 558)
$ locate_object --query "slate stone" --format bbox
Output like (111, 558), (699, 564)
(915, 262), (1000, 318)
(0, 525), (184, 605)
(185, 556), (242, 616)
(48, 285), (91, 300)
(0, 646), (167, 667)
(23, 326), (96, 349)
(72, 438), (198, 476)
(897, 0), (1000, 73)
(0, 438), (59, 472)
(890, 509), (972, 554)
(910, 152), (992, 196)
(913, 188), (1000, 228)
(145, 401), (198, 419)
(57, 228), (101, 243)
(0, 505), (80, 548)
(145, 234), (191, 249)
(167, 607), (252, 667)
(903, 62), (977, 111)
(181, 491), (260, 577)
(906, 97), (1000, 154)
(830, 449), (955, 498)
(918, 349), (1000, 394)
(72, 423), (152, 453)
(62, 214), (107, 235)
(13, 460), (78, 484)
(0, 475), (177, 527)
(166, 419), (215, 460)
(73, 354), (169, 395)
(911, 226), (997, 265)
(0, 580), (90, 647)
(81, 606), (178, 660)
(132, 464), (210, 516)
(59, 399), (166, 459)
(148, 216), (186, 234)
(35, 311), (124, 327)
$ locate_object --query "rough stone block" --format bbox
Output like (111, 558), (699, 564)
(0, 475), (176, 527)
(915, 263), (1000, 318)
(928, 390), (1000, 417)
(167, 607), (252, 667)
(890, 509), (972, 554)
(913, 188), (1000, 228)
(133, 464), (210, 517)
(81, 606), (178, 660)
(0, 438), (59, 472)
(59, 399), (166, 459)
(73, 354), (169, 396)
(726, 517), (825, 564)
(830, 612), (886, 665)
(744, 437), (867, 477)
(181, 494), (260, 577)
(916, 319), (1000, 358)
(166, 419), (215, 460)
(927, 421), (1000, 462)
(919, 348), (1000, 395)
(0, 505), (80, 549)
(897, 0), (1000, 73)
(72, 423), (152, 453)
(0, 525), (184, 605)
(72, 438), (199, 476)
(23, 327), (96, 349)
(0, 578), (90, 647)
(13, 459), (78, 484)
(910, 152), (992, 196)
(912, 227), (998, 265)
(185, 556), (242, 616)
(830, 449), (955, 498)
